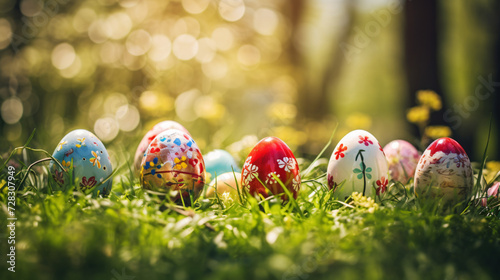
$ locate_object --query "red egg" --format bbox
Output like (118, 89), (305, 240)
(134, 121), (190, 172)
(241, 137), (301, 200)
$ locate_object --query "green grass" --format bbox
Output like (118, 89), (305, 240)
(1, 143), (500, 280)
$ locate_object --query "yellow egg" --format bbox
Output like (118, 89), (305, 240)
(205, 172), (242, 199)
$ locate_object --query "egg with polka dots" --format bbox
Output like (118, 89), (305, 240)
(140, 129), (206, 201)
(50, 129), (113, 196)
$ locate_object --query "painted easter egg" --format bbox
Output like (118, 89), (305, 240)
(50, 129), (113, 196)
(133, 120), (190, 172)
(327, 130), (388, 200)
(205, 172), (242, 199)
(204, 149), (240, 182)
(414, 137), (473, 208)
(383, 140), (420, 183)
(241, 137), (301, 200)
(140, 129), (205, 200)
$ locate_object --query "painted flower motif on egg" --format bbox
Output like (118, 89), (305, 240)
(383, 140), (420, 183)
(414, 137), (473, 208)
(140, 129), (205, 200)
(327, 130), (388, 200)
(133, 120), (190, 172)
(241, 137), (301, 200)
(50, 129), (113, 196)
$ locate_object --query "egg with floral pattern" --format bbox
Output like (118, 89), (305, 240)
(383, 140), (420, 183)
(50, 129), (113, 196)
(204, 149), (240, 182)
(140, 129), (205, 200)
(414, 137), (473, 208)
(241, 137), (301, 200)
(327, 130), (388, 200)
(134, 120), (190, 172)
(205, 172), (242, 199)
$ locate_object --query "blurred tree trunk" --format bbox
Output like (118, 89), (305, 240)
(403, 0), (445, 140)
(491, 1), (500, 160)
(295, 1), (356, 122)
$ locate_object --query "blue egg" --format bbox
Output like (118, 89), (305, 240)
(203, 149), (240, 179)
(50, 129), (113, 196)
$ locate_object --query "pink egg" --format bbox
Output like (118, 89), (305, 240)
(414, 137), (473, 208)
(134, 121), (190, 172)
(241, 137), (301, 200)
(383, 140), (420, 183)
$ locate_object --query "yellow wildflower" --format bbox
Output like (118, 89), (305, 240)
(485, 161), (500, 182)
(486, 161), (500, 173)
(425, 126), (452, 139)
(346, 112), (372, 130)
(174, 156), (188, 170)
(417, 90), (442, 111)
(406, 106), (430, 124)
(349, 192), (379, 213)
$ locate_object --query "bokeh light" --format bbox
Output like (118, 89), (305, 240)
(173, 34), (199, 61)
(182, 0), (211, 15)
(1, 97), (23, 124)
(51, 43), (76, 70)
(0, 19), (12, 50)
(253, 8), (279, 36)
(218, 0), (245, 22)
(0, 0), (497, 162)
(126, 29), (152, 56)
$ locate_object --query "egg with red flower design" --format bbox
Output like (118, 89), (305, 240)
(241, 137), (301, 200)
(327, 130), (388, 200)
(414, 137), (473, 209)
(50, 129), (113, 196)
(383, 140), (420, 183)
(140, 129), (205, 200)
(134, 120), (190, 172)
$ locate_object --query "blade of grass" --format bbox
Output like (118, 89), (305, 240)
(301, 123), (338, 177)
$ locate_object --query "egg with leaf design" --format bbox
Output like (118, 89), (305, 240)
(241, 137), (301, 200)
(134, 120), (190, 172)
(50, 129), (113, 196)
(327, 130), (388, 200)
(414, 137), (473, 210)
(140, 129), (205, 201)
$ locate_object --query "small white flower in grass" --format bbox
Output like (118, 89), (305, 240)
(277, 157), (296, 172)
(265, 171), (280, 184)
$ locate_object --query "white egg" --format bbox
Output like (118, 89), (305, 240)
(327, 130), (389, 200)
(414, 137), (473, 209)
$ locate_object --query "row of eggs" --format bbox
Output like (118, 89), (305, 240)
(49, 121), (475, 208)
